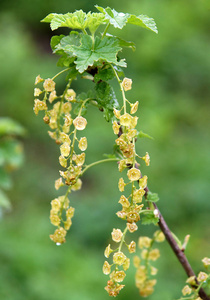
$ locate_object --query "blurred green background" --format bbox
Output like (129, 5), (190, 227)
(0, 0), (210, 299)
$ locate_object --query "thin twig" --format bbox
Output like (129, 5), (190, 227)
(144, 187), (210, 300)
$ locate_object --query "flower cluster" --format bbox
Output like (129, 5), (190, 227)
(34, 75), (88, 243)
(179, 257), (210, 300)
(103, 76), (157, 297)
(134, 230), (165, 297)
(103, 228), (132, 297)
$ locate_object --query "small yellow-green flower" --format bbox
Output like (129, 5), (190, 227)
(138, 236), (152, 249)
(78, 137), (87, 151)
(113, 251), (127, 265)
(182, 285), (192, 296)
(43, 78), (55, 92)
(103, 261), (111, 275)
(113, 271), (126, 282)
(104, 244), (113, 258)
(111, 228), (123, 242)
(122, 77), (132, 91)
(130, 101), (139, 114)
(73, 116), (87, 130)
(127, 168), (141, 181)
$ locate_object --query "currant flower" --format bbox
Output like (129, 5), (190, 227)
(112, 120), (120, 135)
(60, 142), (70, 157)
(130, 101), (139, 114)
(148, 249), (160, 261)
(118, 195), (130, 208)
(120, 113), (133, 127)
(78, 137), (87, 151)
(118, 178), (125, 192)
(182, 285), (192, 296)
(55, 177), (64, 190)
(73, 116), (87, 130)
(197, 272), (208, 282)
(123, 258), (130, 271)
(128, 241), (136, 253)
(43, 78), (56, 92)
(202, 257), (210, 267)
(111, 228), (123, 242)
(33, 99), (47, 115)
(113, 251), (127, 265)
(104, 244), (113, 258)
(127, 168), (141, 181)
(49, 90), (57, 103)
(103, 261), (111, 275)
(113, 271), (126, 282)
(142, 152), (150, 166)
(51, 198), (61, 211)
(35, 74), (43, 85)
(34, 88), (42, 97)
(138, 237), (152, 249)
(127, 222), (138, 233)
(113, 108), (121, 119)
(65, 89), (76, 101)
(50, 227), (67, 244)
(122, 77), (132, 91)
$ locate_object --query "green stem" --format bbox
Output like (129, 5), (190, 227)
(110, 64), (127, 114)
(119, 226), (128, 252)
(57, 79), (72, 133)
(102, 23), (110, 39)
(52, 68), (70, 81)
(81, 158), (119, 176)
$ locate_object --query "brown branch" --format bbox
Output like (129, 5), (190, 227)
(117, 129), (209, 299)
(144, 187), (210, 300)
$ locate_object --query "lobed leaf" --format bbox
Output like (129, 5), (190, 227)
(95, 6), (129, 29)
(138, 130), (154, 140)
(70, 35), (126, 73)
(95, 81), (119, 121)
(96, 6), (158, 33)
(42, 11), (105, 33)
(127, 14), (158, 34)
(141, 211), (159, 225)
(0, 118), (25, 137)
(146, 191), (159, 202)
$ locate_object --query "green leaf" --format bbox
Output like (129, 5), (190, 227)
(146, 191), (159, 202)
(50, 35), (65, 52)
(94, 65), (114, 82)
(117, 37), (136, 51)
(41, 13), (57, 23)
(127, 14), (158, 34)
(0, 140), (24, 170)
(0, 168), (12, 190)
(96, 6), (158, 34)
(54, 31), (81, 54)
(138, 130), (154, 140)
(95, 81), (119, 121)
(0, 189), (11, 211)
(42, 11), (88, 31)
(0, 118), (25, 137)
(71, 35), (126, 73)
(95, 6), (129, 29)
(141, 212), (159, 225)
(86, 12), (106, 34)
(42, 11), (106, 34)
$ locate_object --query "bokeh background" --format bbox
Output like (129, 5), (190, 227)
(0, 0), (210, 299)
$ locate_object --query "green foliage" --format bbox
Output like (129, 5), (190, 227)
(1, 1), (210, 300)
(141, 211), (159, 225)
(96, 6), (158, 33)
(146, 191), (159, 203)
(0, 118), (25, 217)
(95, 81), (119, 121)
